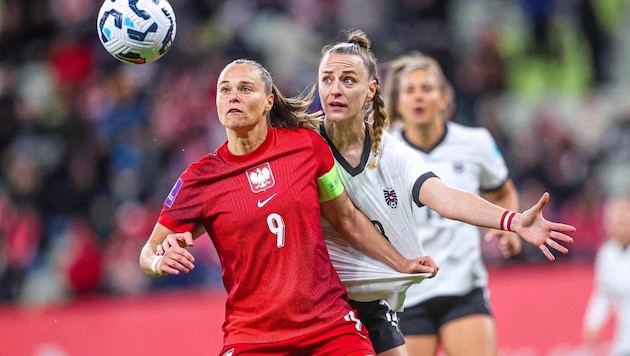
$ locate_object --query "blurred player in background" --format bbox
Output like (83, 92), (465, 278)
(317, 30), (575, 356)
(139, 58), (438, 356)
(382, 52), (521, 356)
(583, 197), (630, 356)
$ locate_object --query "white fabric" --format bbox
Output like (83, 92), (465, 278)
(390, 122), (509, 306)
(323, 131), (432, 311)
(583, 239), (630, 356)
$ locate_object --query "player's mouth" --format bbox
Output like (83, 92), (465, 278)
(327, 101), (346, 110)
(413, 107), (425, 115)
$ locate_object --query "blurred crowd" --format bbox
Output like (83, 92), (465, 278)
(1, 0), (629, 306)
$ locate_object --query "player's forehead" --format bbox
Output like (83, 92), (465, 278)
(319, 52), (366, 76)
(400, 68), (434, 85)
(218, 63), (262, 86)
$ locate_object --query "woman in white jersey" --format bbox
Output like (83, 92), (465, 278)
(318, 30), (575, 356)
(583, 197), (630, 356)
(382, 51), (522, 356)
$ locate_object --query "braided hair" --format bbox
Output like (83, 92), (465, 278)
(320, 30), (388, 168)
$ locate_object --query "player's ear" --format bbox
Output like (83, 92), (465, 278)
(265, 94), (274, 112)
(367, 79), (377, 101)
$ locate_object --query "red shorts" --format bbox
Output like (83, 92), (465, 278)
(219, 310), (375, 356)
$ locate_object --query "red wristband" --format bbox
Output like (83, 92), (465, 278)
(500, 210), (516, 231)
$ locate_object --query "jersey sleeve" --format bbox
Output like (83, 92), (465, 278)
(477, 128), (509, 192)
(158, 164), (203, 232)
(307, 129), (345, 202)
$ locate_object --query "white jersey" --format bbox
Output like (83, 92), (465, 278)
(583, 238), (630, 356)
(320, 125), (435, 311)
(390, 122), (509, 307)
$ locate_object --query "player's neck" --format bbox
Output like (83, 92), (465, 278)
(404, 120), (444, 151)
(323, 118), (365, 151)
(226, 125), (268, 155)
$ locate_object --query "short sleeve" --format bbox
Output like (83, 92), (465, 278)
(477, 129), (509, 191)
(158, 165), (203, 232)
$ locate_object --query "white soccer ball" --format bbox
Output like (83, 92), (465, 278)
(96, 0), (177, 64)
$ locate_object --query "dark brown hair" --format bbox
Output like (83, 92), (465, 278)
(227, 59), (322, 130)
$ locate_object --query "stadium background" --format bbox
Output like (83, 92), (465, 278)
(0, 0), (628, 355)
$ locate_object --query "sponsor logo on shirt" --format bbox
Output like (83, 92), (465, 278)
(383, 186), (398, 209)
(246, 162), (275, 193)
(164, 178), (183, 208)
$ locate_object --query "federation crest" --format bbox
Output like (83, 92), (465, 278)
(383, 186), (398, 209)
(246, 162), (275, 193)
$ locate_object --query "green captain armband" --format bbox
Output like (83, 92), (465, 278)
(317, 165), (345, 202)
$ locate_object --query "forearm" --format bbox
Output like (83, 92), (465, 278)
(139, 240), (161, 276)
(428, 185), (515, 231)
(333, 207), (408, 272)
(139, 222), (181, 276)
(321, 193), (411, 272)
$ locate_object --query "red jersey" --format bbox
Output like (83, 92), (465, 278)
(158, 127), (353, 345)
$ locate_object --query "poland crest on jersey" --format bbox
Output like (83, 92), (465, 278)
(246, 162), (275, 193)
(383, 186), (398, 209)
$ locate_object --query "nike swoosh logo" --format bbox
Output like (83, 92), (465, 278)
(257, 193), (277, 208)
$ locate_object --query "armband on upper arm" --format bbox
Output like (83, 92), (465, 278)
(317, 165), (344, 202)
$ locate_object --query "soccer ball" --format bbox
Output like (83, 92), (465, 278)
(96, 0), (176, 64)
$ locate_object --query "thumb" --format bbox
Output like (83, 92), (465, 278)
(179, 231), (195, 247)
(484, 229), (502, 242)
(535, 192), (550, 211)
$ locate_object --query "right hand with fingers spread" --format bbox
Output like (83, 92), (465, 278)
(155, 231), (196, 275)
(514, 192), (576, 261)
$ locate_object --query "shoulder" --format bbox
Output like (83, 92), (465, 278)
(380, 131), (425, 165)
(447, 122), (494, 142)
(388, 122), (404, 141)
(446, 122), (500, 155)
(276, 127), (324, 143)
(182, 149), (221, 178)
(595, 239), (620, 262)
(382, 130), (414, 151)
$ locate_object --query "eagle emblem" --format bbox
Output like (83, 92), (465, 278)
(246, 162), (275, 193)
(383, 187), (398, 209)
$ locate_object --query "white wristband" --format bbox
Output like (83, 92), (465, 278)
(151, 255), (164, 275)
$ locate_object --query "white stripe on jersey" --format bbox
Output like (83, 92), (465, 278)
(390, 121), (510, 307)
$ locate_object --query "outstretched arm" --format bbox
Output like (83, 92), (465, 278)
(419, 177), (575, 261)
(321, 191), (438, 276)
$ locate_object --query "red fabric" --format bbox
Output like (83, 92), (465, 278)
(220, 311), (374, 355)
(158, 128), (351, 345)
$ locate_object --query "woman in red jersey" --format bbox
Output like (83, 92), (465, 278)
(139, 59), (438, 356)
